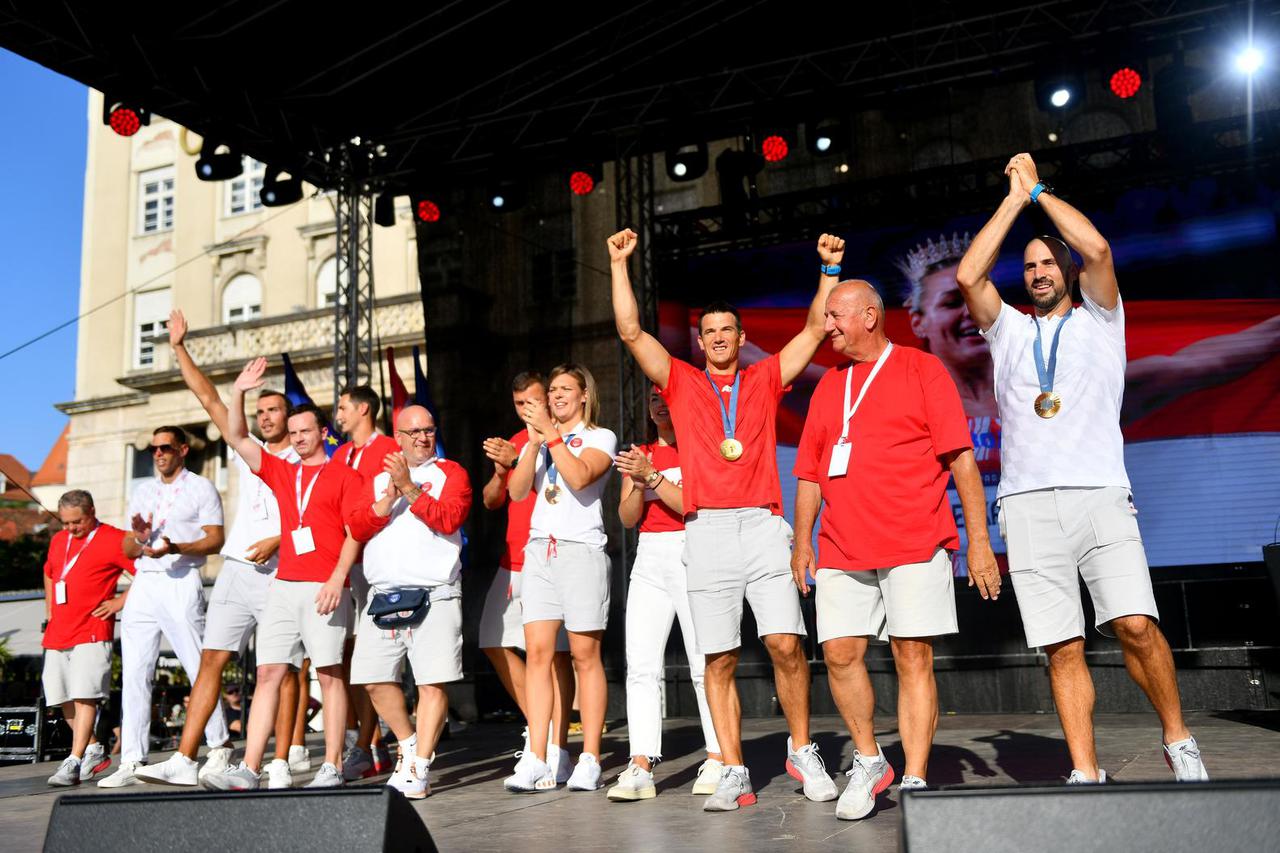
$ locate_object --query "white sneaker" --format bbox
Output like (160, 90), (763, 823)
(136, 752), (199, 786)
(1066, 768), (1107, 784)
(785, 737), (838, 802)
(80, 743), (109, 781)
(548, 743), (573, 784)
(692, 758), (724, 795)
(388, 755), (432, 800)
(607, 761), (655, 801)
(288, 744), (312, 773)
(201, 761), (261, 791)
(567, 753), (602, 791)
(47, 756), (81, 787)
(504, 752), (555, 793)
(342, 746), (373, 781)
(703, 765), (755, 812)
(198, 746), (233, 781)
(1164, 736), (1209, 782)
(97, 761), (143, 788)
(306, 762), (344, 788)
(836, 748), (895, 821)
(900, 775), (927, 791)
(266, 758), (293, 789)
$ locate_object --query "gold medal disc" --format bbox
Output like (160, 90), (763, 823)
(544, 485), (561, 504)
(1034, 391), (1062, 419)
(720, 438), (744, 461)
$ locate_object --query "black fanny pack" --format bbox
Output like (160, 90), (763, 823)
(367, 588), (430, 629)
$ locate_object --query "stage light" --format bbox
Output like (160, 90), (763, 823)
(415, 198), (441, 223)
(487, 177), (525, 212)
(259, 166), (302, 207)
(1109, 67), (1142, 99)
(761, 134), (790, 163)
(373, 192), (396, 227)
(1050, 88), (1071, 107)
(194, 140), (243, 181)
(665, 141), (708, 182)
(838, 163), (849, 173)
(1035, 72), (1084, 112)
(568, 162), (603, 196)
(1235, 45), (1265, 76)
(806, 118), (845, 157)
(102, 100), (150, 137)
(492, 194), (506, 208)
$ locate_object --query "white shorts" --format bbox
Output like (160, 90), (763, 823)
(683, 508), (807, 655)
(521, 539), (611, 633)
(350, 594), (464, 685)
(1000, 487), (1159, 649)
(42, 641), (112, 706)
(347, 562), (370, 637)
(256, 579), (351, 668)
(477, 568), (571, 652)
(203, 559), (304, 668)
(815, 548), (958, 644)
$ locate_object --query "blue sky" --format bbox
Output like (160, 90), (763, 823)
(0, 49), (86, 471)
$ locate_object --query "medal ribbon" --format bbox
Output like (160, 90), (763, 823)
(60, 524), (100, 582)
(840, 343), (893, 443)
(150, 470), (188, 535)
(704, 370), (741, 445)
(1032, 308), (1072, 396)
(543, 434), (577, 490)
(294, 465), (323, 530)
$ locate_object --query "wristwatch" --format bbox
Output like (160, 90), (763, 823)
(1030, 182), (1054, 204)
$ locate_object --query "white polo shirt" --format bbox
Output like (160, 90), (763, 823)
(128, 470), (224, 573)
(526, 422), (617, 549)
(363, 459), (466, 590)
(221, 437), (301, 569)
(982, 292), (1131, 499)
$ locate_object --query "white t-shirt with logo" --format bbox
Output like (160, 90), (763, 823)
(526, 422), (618, 549)
(128, 470), (224, 573)
(221, 437), (301, 569)
(982, 293), (1131, 498)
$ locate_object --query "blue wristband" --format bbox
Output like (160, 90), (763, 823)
(820, 263), (842, 276)
(1029, 182), (1048, 204)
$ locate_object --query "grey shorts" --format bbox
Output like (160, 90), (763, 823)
(43, 641), (112, 706)
(350, 594), (464, 686)
(1000, 487), (1159, 648)
(682, 508), (807, 655)
(815, 548), (958, 644)
(204, 559), (303, 667)
(521, 539), (611, 633)
(477, 568), (571, 652)
(347, 562), (370, 637)
(256, 578), (351, 668)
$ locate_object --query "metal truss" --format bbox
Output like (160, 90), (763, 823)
(333, 147), (376, 408)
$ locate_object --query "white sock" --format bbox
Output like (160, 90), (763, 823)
(400, 734), (418, 754)
(857, 748), (883, 770)
(70, 753), (83, 762)
(413, 754), (431, 775)
(177, 753), (197, 767)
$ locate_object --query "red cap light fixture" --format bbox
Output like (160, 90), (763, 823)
(416, 199), (441, 223)
(761, 134), (790, 163)
(1109, 67), (1142, 99)
(103, 100), (150, 137)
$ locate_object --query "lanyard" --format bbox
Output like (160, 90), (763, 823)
(839, 343), (894, 442)
(152, 470), (188, 533)
(704, 370), (741, 442)
(294, 465), (323, 529)
(346, 432), (380, 469)
(544, 436), (577, 488)
(1033, 308), (1072, 394)
(60, 525), (100, 582)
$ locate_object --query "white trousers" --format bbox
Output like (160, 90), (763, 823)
(120, 570), (228, 763)
(625, 531), (719, 758)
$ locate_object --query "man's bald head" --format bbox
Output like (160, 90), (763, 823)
(824, 279), (889, 360)
(828, 280), (885, 329)
(396, 405), (433, 430)
(394, 404), (436, 463)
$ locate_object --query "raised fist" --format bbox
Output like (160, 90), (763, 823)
(817, 233), (846, 266)
(607, 228), (639, 262)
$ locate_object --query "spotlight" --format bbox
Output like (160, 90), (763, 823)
(487, 177), (525, 212)
(194, 140), (243, 181)
(492, 194), (506, 208)
(414, 197), (442, 223)
(259, 166), (302, 207)
(806, 118), (845, 156)
(1109, 67), (1142, 99)
(569, 162), (603, 196)
(374, 192), (396, 227)
(102, 100), (150, 137)
(1035, 73), (1083, 112)
(758, 126), (794, 163)
(665, 141), (708, 182)
(1235, 45), (1265, 76)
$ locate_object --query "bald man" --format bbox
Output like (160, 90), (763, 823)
(792, 280), (997, 820)
(347, 406), (472, 800)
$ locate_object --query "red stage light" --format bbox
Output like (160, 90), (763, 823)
(569, 171), (595, 195)
(416, 199), (441, 223)
(761, 134), (789, 163)
(109, 106), (142, 137)
(1109, 67), (1142, 99)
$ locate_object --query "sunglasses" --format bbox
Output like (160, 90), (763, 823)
(151, 443), (180, 455)
(397, 427), (437, 440)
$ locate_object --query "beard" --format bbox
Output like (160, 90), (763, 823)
(1030, 278), (1066, 311)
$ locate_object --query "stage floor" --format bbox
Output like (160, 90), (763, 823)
(3, 711), (1278, 852)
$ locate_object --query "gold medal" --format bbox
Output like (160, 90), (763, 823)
(544, 485), (561, 504)
(1034, 391), (1062, 419)
(719, 438), (744, 461)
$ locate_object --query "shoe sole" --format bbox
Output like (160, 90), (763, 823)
(703, 791), (757, 812)
(692, 783), (717, 795)
(835, 767), (896, 821)
(608, 787), (656, 801)
(97, 779), (138, 789)
(785, 758), (838, 802)
(47, 778), (80, 787)
(135, 774), (198, 787)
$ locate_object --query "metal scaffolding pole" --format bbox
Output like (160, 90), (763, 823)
(332, 148), (376, 409)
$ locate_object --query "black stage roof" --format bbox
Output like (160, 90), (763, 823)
(0, 1), (1269, 193)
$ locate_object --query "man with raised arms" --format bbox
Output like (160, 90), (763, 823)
(609, 227), (844, 812)
(954, 152), (1208, 783)
(139, 310), (306, 789)
(202, 358), (365, 790)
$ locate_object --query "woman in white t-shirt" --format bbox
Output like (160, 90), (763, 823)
(503, 363), (617, 794)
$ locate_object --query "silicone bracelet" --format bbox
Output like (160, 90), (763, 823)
(545, 435), (564, 449)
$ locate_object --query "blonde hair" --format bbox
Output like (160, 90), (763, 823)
(548, 362), (601, 429)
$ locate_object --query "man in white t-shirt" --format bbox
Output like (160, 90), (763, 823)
(138, 310), (306, 789)
(99, 425), (229, 788)
(955, 152), (1208, 784)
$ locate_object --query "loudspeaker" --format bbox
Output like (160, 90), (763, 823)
(900, 780), (1280, 853)
(44, 787), (437, 853)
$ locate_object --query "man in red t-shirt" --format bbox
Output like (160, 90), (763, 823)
(479, 371), (574, 777)
(332, 383), (399, 778)
(203, 357), (365, 792)
(41, 489), (134, 787)
(792, 280), (997, 820)
(609, 228), (845, 812)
